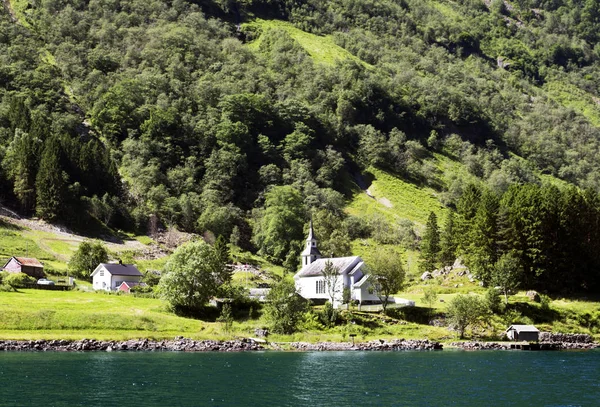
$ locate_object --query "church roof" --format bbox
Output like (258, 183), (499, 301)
(301, 244), (321, 256)
(353, 274), (370, 288)
(294, 256), (362, 278)
(306, 219), (316, 241)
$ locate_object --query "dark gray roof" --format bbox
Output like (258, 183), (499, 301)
(306, 219), (317, 241)
(301, 244), (322, 257)
(507, 325), (539, 333)
(294, 256), (361, 278)
(100, 263), (143, 276)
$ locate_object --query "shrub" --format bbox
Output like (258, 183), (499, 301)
(539, 294), (551, 311)
(319, 301), (339, 327)
(4, 272), (36, 288)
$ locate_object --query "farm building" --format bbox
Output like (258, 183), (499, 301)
(91, 262), (143, 291)
(2, 256), (45, 279)
(506, 325), (540, 342)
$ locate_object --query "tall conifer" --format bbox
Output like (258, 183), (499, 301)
(420, 211), (441, 272)
(35, 137), (66, 221)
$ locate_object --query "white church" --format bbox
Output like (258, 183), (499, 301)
(293, 220), (382, 308)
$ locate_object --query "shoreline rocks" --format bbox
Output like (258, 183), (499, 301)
(1, 337), (597, 352)
(0, 338), (264, 352)
(451, 341), (599, 351)
(290, 339), (443, 351)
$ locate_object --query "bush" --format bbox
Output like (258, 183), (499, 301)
(539, 294), (551, 311)
(4, 272), (36, 288)
(319, 301), (339, 327)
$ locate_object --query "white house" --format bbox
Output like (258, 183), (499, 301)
(91, 262), (143, 291)
(294, 221), (381, 308)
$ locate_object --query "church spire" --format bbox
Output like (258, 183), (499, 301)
(301, 218), (321, 267)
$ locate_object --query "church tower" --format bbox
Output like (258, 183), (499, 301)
(301, 219), (321, 267)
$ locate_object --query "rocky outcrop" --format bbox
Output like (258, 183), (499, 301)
(290, 339), (442, 351)
(0, 338), (264, 352)
(539, 332), (593, 343)
(452, 339), (599, 350)
(451, 342), (510, 350)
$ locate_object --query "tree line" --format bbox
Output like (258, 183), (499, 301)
(421, 183), (600, 294)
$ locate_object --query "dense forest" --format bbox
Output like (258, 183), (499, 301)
(2, 0), (600, 292)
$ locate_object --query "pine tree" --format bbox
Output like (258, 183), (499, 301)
(439, 211), (457, 266)
(466, 190), (499, 284)
(420, 211), (441, 272)
(35, 137), (67, 221)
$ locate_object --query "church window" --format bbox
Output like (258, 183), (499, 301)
(316, 280), (325, 294)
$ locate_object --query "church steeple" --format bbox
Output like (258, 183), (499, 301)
(301, 218), (321, 267)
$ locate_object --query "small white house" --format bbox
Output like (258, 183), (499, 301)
(294, 221), (381, 308)
(91, 262), (143, 291)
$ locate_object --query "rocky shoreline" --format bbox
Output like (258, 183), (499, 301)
(451, 341), (599, 351)
(0, 338), (264, 352)
(0, 337), (597, 352)
(290, 339), (443, 351)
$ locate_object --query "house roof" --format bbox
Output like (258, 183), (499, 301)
(506, 325), (539, 333)
(92, 263), (143, 277)
(348, 261), (364, 276)
(5, 257), (44, 268)
(294, 256), (362, 278)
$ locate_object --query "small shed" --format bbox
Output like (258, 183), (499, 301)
(117, 281), (147, 293)
(506, 325), (540, 342)
(2, 257), (45, 279)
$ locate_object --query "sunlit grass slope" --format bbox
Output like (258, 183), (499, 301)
(347, 166), (446, 227)
(244, 18), (371, 67)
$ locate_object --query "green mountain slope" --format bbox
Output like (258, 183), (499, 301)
(2, 0), (600, 294)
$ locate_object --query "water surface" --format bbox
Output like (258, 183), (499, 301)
(1, 350), (598, 406)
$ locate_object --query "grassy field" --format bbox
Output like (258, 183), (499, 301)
(346, 166), (447, 228)
(0, 289), (205, 340)
(243, 19), (371, 68)
(1, 283), (597, 342)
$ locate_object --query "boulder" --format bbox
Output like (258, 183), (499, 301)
(526, 290), (540, 302)
(421, 271), (433, 281)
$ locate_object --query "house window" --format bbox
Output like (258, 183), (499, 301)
(99, 271), (104, 277)
(316, 280), (325, 294)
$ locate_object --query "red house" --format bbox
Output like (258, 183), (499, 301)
(2, 257), (45, 279)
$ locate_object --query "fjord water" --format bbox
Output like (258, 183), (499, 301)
(1, 350), (599, 406)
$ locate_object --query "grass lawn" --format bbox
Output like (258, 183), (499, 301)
(0, 289), (205, 340)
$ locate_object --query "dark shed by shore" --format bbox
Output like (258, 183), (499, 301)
(506, 325), (540, 342)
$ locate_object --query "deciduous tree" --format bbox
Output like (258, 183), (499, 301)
(367, 248), (405, 315)
(159, 241), (230, 314)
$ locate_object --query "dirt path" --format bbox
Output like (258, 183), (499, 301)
(0, 212), (147, 255)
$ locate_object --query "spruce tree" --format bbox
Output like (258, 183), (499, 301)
(35, 137), (67, 221)
(439, 211), (457, 266)
(466, 190), (500, 284)
(420, 211), (441, 272)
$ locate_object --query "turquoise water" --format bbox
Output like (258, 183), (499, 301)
(1, 350), (599, 406)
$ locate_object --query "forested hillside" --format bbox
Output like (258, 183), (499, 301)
(3, 0), (600, 292)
